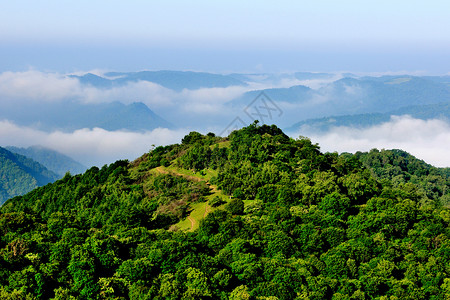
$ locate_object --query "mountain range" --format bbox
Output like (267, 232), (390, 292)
(5, 145), (87, 176)
(287, 101), (450, 133)
(72, 70), (246, 91)
(0, 146), (59, 204)
(232, 75), (450, 126)
(0, 101), (172, 132)
(2, 71), (450, 133)
(0, 145), (87, 204)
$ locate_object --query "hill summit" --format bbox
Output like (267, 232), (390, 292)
(1, 123), (450, 299)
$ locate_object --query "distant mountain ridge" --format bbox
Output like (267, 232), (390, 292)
(72, 70), (247, 91)
(0, 101), (173, 132)
(6, 146), (87, 176)
(232, 75), (450, 125)
(0, 147), (59, 204)
(286, 101), (450, 133)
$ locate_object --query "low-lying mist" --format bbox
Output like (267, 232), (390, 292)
(1, 70), (449, 168)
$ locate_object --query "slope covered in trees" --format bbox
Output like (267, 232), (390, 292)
(1, 123), (450, 299)
(0, 147), (59, 205)
(287, 101), (450, 133)
(6, 146), (87, 176)
(351, 149), (450, 206)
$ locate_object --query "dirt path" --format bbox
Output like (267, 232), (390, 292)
(155, 166), (220, 192)
(153, 165), (222, 231)
(154, 166), (169, 175)
(187, 216), (195, 230)
(204, 204), (211, 217)
(154, 166), (201, 182)
(207, 183), (218, 193)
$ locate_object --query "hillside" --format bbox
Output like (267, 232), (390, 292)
(287, 101), (450, 133)
(351, 149), (450, 206)
(6, 146), (87, 176)
(0, 147), (59, 204)
(1, 123), (450, 299)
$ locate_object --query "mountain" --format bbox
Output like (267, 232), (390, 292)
(287, 101), (450, 133)
(351, 148), (450, 205)
(0, 146), (59, 204)
(228, 71), (335, 85)
(294, 71), (335, 80)
(5, 145), (87, 176)
(0, 101), (173, 132)
(231, 75), (450, 125)
(73, 70), (246, 91)
(238, 84), (314, 104)
(424, 75), (450, 86)
(2, 123), (450, 298)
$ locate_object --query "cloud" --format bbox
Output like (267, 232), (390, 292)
(0, 70), (80, 101)
(0, 120), (188, 167)
(0, 70), (176, 107)
(295, 115), (450, 167)
(0, 70), (250, 123)
(177, 86), (250, 115)
(282, 74), (343, 90)
(80, 81), (176, 108)
(0, 70), (350, 131)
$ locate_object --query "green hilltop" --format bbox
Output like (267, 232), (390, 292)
(1, 123), (450, 299)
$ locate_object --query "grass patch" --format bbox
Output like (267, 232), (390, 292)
(165, 165), (218, 182)
(177, 202), (209, 231)
(131, 162), (230, 232)
(216, 141), (231, 148)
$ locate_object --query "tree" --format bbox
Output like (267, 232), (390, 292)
(226, 198), (244, 215)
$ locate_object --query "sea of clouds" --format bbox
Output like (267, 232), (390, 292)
(0, 70), (449, 168)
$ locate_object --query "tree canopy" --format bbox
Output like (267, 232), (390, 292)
(1, 123), (450, 299)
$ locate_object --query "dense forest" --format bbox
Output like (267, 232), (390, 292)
(0, 147), (59, 205)
(1, 122), (450, 299)
(5, 146), (87, 176)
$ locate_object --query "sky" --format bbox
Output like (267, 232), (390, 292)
(0, 1), (449, 168)
(1, 0), (450, 73)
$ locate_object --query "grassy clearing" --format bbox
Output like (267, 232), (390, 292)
(176, 202), (209, 231)
(165, 164), (218, 182)
(130, 162), (230, 232)
(210, 140), (231, 149)
(152, 165), (229, 231)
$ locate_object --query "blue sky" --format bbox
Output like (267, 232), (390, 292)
(1, 0), (449, 73)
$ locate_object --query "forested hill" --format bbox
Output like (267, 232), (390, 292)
(0, 147), (59, 205)
(6, 146), (87, 176)
(1, 123), (450, 299)
(349, 149), (450, 207)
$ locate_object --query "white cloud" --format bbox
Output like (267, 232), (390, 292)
(0, 120), (188, 167)
(80, 81), (176, 107)
(0, 70), (80, 101)
(0, 70), (350, 130)
(0, 70), (250, 118)
(297, 115), (450, 167)
(177, 86), (249, 114)
(0, 70), (177, 107)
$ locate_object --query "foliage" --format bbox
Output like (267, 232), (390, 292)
(352, 148), (450, 206)
(0, 147), (59, 204)
(1, 123), (450, 299)
(6, 146), (87, 176)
